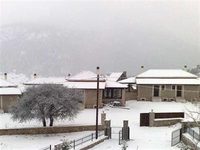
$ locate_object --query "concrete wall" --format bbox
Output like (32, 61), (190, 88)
(0, 95), (19, 113)
(137, 85), (152, 101)
(0, 125), (104, 136)
(84, 89), (103, 108)
(125, 90), (137, 100)
(184, 85), (200, 102)
(148, 112), (184, 127)
(153, 119), (183, 127)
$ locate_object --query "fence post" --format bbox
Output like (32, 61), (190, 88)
(50, 145), (51, 150)
(92, 133), (93, 141)
(149, 110), (155, 127)
(122, 120), (130, 141)
(73, 140), (75, 150)
(101, 112), (106, 126)
(104, 120), (111, 139)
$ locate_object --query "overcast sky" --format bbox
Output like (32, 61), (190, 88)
(0, 0), (200, 76)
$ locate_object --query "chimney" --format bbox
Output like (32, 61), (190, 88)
(4, 73), (7, 80)
(33, 73), (37, 79)
(67, 73), (71, 78)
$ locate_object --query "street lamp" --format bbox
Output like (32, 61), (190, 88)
(96, 66), (100, 139)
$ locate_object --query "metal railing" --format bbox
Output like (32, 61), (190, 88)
(187, 128), (200, 141)
(54, 130), (104, 150)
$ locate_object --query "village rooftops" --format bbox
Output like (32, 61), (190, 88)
(64, 82), (106, 89)
(136, 69), (197, 79)
(119, 77), (136, 84)
(67, 71), (105, 82)
(107, 72), (124, 82)
(24, 77), (66, 85)
(136, 78), (200, 85)
(0, 78), (21, 95)
(0, 87), (21, 95)
(106, 81), (127, 88)
(0, 78), (17, 87)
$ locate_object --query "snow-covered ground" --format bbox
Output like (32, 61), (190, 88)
(0, 100), (197, 150)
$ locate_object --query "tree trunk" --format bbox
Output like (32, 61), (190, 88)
(49, 115), (53, 126)
(42, 118), (46, 127)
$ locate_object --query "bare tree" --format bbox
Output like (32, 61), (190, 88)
(10, 84), (83, 127)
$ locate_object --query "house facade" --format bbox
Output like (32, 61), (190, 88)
(65, 71), (127, 108)
(136, 69), (200, 102)
(119, 77), (137, 100)
(0, 75), (22, 113)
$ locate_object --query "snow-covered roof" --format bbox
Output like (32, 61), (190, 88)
(0, 87), (22, 95)
(64, 82), (106, 89)
(136, 78), (200, 85)
(107, 72), (124, 82)
(106, 81), (127, 88)
(0, 73), (29, 86)
(132, 85), (137, 90)
(119, 77), (136, 84)
(24, 77), (66, 85)
(68, 71), (105, 81)
(0, 78), (17, 87)
(136, 69), (197, 78)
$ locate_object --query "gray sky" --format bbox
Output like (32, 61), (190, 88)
(0, 0), (200, 76)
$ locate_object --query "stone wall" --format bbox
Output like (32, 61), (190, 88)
(0, 125), (104, 136)
(148, 111), (184, 127)
(125, 90), (137, 101)
(1, 95), (19, 113)
(84, 89), (103, 108)
(153, 119), (183, 127)
(137, 85), (153, 101)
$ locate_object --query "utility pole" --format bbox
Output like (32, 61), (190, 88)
(96, 66), (100, 139)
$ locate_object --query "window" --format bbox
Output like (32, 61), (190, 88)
(176, 85), (182, 97)
(103, 88), (122, 99)
(172, 85), (176, 90)
(153, 85), (160, 97)
(161, 85), (165, 90)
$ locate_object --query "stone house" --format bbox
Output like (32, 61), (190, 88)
(136, 69), (200, 102)
(119, 77), (137, 100)
(0, 74), (22, 113)
(65, 71), (127, 108)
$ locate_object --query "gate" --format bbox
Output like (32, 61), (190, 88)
(171, 128), (182, 146)
(111, 127), (122, 139)
(140, 113), (149, 126)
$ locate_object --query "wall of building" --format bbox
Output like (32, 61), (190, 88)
(184, 85), (200, 102)
(125, 90), (137, 101)
(102, 89), (126, 106)
(137, 85), (152, 101)
(84, 89), (103, 108)
(160, 85), (176, 100)
(137, 84), (200, 102)
(0, 95), (19, 113)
